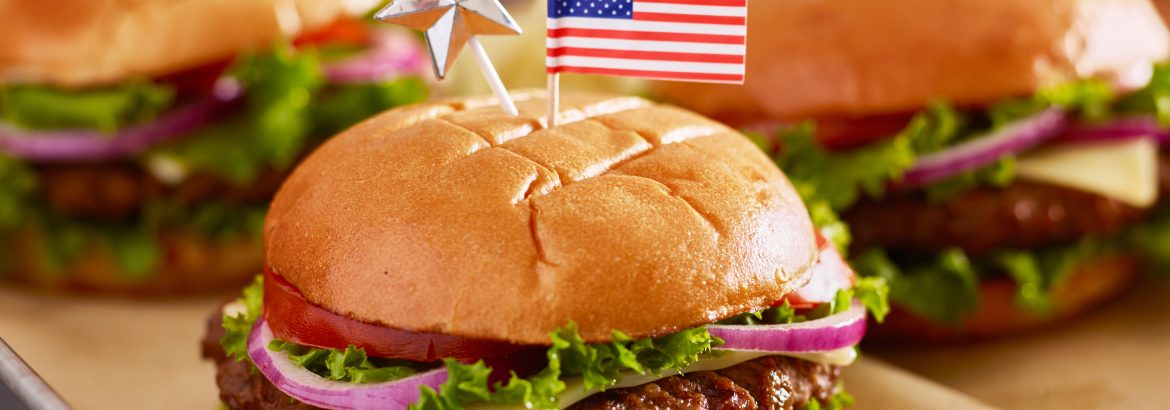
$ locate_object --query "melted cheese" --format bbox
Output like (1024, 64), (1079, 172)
(1016, 138), (1159, 208)
(471, 347), (857, 409)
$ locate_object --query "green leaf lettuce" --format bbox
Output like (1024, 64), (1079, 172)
(221, 275), (265, 362)
(0, 80), (175, 133)
(155, 45), (324, 184)
(267, 341), (419, 384)
(412, 323), (722, 410)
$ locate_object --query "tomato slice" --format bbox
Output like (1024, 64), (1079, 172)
(782, 232), (857, 308)
(293, 16), (371, 49)
(813, 113), (914, 151)
(747, 113), (912, 155)
(481, 348), (549, 385)
(155, 59), (232, 100)
(263, 268), (534, 362)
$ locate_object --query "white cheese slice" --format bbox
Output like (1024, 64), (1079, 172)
(471, 347), (858, 409)
(1015, 138), (1159, 208)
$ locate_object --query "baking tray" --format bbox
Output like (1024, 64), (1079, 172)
(0, 336), (70, 410)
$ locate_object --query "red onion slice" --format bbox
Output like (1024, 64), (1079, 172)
(708, 302), (867, 353)
(0, 80), (242, 162)
(901, 109), (1068, 187)
(248, 318), (448, 410)
(323, 29), (428, 84)
(1059, 116), (1170, 145)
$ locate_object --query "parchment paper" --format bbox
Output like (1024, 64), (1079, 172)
(874, 278), (1170, 410)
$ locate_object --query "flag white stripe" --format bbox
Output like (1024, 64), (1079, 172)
(631, 3), (746, 17)
(546, 37), (745, 55)
(546, 56), (743, 74)
(547, 17), (746, 35)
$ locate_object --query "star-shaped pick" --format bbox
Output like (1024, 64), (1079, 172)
(376, 0), (522, 79)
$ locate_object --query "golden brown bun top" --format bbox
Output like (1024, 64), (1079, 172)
(264, 91), (817, 344)
(0, 0), (377, 87)
(654, 0), (1170, 122)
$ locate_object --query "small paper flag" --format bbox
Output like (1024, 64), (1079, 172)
(545, 0), (748, 84)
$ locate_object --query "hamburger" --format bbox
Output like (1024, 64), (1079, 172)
(655, 0), (1170, 339)
(0, 0), (431, 293)
(202, 92), (888, 409)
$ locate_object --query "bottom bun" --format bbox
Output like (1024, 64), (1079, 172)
(201, 309), (843, 410)
(5, 226), (260, 295)
(871, 252), (1138, 341)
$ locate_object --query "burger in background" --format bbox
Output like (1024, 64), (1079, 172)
(656, 0), (1170, 339)
(0, 0), (430, 293)
(203, 91), (888, 409)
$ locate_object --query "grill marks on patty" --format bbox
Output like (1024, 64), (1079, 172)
(216, 357), (317, 410)
(36, 162), (286, 220)
(201, 312), (841, 410)
(569, 356), (840, 410)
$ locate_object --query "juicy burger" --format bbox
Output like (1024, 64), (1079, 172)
(655, 0), (1170, 338)
(0, 0), (430, 293)
(202, 91), (887, 409)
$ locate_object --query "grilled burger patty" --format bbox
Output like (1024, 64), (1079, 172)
(844, 180), (1148, 256)
(34, 161), (286, 220)
(569, 356), (839, 410)
(846, 151), (1170, 256)
(202, 314), (841, 410)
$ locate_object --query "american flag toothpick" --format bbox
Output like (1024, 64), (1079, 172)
(545, 0), (748, 126)
(376, 0), (523, 116)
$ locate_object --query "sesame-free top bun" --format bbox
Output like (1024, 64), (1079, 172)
(654, 0), (1170, 123)
(0, 0), (375, 87)
(264, 91), (818, 345)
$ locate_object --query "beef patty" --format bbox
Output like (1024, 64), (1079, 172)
(35, 161), (285, 220)
(846, 151), (1170, 256)
(202, 313), (841, 410)
(569, 357), (839, 410)
(847, 182), (1152, 257)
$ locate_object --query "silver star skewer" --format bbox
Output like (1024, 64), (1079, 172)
(376, 0), (522, 116)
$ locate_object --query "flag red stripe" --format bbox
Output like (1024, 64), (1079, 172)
(633, 12), (745, 25)
(547, 47), (744, 64)
(547, 28), (744, 45)
(635, 0), (747, 6)
(547, 66), (743, 83)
